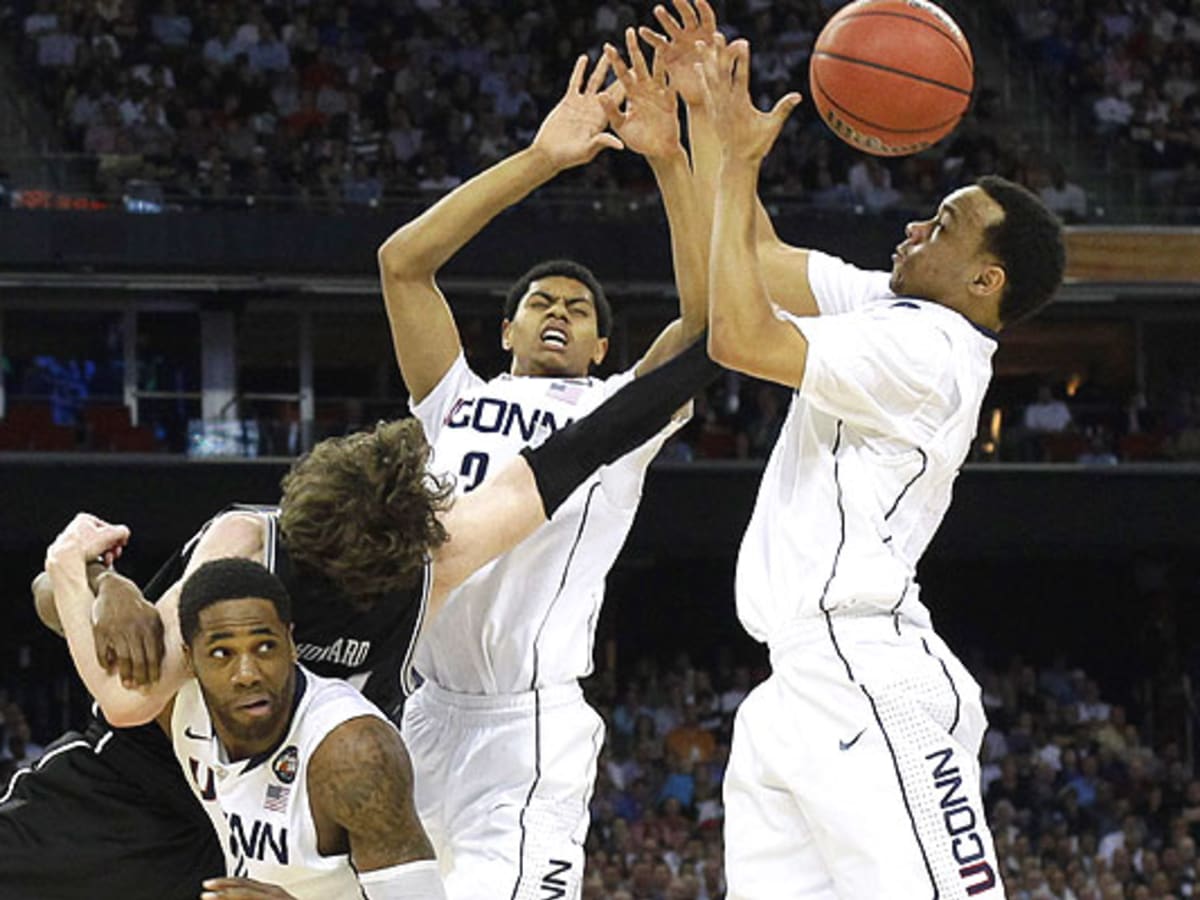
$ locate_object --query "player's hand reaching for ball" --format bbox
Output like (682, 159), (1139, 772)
(637, 0), (720, 108)
(696, 37), (802, 164)
(201, 877), (299, 899)
(92, 569), (165, 688)
(600, 29), (682, 162)
(530, 54), (626, 172)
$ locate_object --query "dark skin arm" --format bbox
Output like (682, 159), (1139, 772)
(307, 714), (435, 872)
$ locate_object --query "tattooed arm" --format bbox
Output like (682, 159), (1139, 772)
(307, 715), (446, 898)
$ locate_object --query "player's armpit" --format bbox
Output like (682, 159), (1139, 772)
(307, 715), (435, 873)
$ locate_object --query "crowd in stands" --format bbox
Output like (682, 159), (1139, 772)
(1002, 0), (1200, 218)
(5, 641), (1199, 899)
(0, 0), (1130, 221)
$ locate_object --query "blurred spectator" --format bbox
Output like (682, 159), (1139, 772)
(1036, 163), (1089, 223)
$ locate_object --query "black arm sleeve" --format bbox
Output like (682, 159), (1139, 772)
(520, 335), (720, 517)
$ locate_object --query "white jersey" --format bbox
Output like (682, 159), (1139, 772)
(171, 666), (390, 899)
(735, 251), (997, 641)
(412, 355), (672, 693)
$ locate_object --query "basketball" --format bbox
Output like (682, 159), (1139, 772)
(809, 0), (974, 157)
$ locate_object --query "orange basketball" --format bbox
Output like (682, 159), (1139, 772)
(809, 0), (974, 157)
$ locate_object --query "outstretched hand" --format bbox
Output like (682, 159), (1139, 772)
(697, 37), (803, 163)
(531, 53), (626, 172)
(600, 28), (682, 162)
(638, 0), (719, 107)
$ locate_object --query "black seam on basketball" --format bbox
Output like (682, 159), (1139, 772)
(821, 9), (973, 71)
(813, 50), (971, 97)
(813, 68), (963, 138)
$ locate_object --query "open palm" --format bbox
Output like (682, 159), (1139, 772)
(532, 54), (625, 171)
(638, 0), (719, 107)
(602, 29), (681, 161)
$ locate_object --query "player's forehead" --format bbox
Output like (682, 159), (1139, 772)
(521, 275), (594, 307)
(937, 186), (1003, 230)
(196, 597), (286, 641)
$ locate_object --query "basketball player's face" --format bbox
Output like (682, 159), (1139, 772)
(889, 186), (1005, 309)
(187, 597), (298, 760)
(502, 276), (609, 377)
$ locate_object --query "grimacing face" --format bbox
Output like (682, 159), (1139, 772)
(889, 185), (1006, 311)
(502, 275), (609, 377)
(185, 597), (297, 760)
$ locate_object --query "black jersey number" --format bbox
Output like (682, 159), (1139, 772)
(460, 451), (490, 492)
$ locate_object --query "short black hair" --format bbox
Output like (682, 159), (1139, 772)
(503, 259), (612, 338)
(976, 175), (1066, 326)
(179, 558), (292, 645)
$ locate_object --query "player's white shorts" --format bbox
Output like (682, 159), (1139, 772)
(401, 679), (604, 900)
(724, 614), (1003, 899)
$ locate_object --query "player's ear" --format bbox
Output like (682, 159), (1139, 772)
(500, 318), (513, 352)
(591, 336), (609, 366)
(971, 262), (1006, 299)
(288, 624), (297, 664)
(182, 643), (195, 676)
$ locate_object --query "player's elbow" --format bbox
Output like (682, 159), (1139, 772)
(377, 228), (427, 283)
(707, 316), (756, 371)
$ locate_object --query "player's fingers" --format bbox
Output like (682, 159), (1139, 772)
(597, 92), (626, 130)
(651, 44), (668, 87)
(603, 43), (632, 86)
(585, 53), (612, 94)
(769, 92), (805, 126)
(638, 26), (669, 54)
(112, 635), (136, 686)
(653, 3), (683, 38)
(592, 133), (625, 154)
(566, 53), (588, 95)
(603, 77), (626, 107)
(626, 28), (650, 81)
(672, 0), (699, 30)
(730, 39), (750, 92)
(142, 625), (165, 684)
(95, 633), (115, 671)
(697, 0), (718, 31)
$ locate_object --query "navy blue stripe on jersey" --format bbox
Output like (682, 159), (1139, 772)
(922, 638), (962, 736)
(884, 449), (929, 521)
(859, 683), (940, 899)
(510, 690), (542, 900)
(891, 578), (912, 635)
(819, 421), (855, 683)
(529, 483), (600, 691)
(511, 483), (598, 899)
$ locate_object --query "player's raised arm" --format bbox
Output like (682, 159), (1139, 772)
(642, 0), (821, 318)
(306, 715), (445, 899)
(377, 54), (625, 404)
(600, 29), (706, 376)
(699, 39), (809, 387)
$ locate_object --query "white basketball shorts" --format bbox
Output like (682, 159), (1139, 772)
(401, 680), (604, 900)
(724, 615), (1003, 899)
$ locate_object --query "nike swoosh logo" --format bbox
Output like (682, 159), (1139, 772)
(839, 728), (867, 751)
(184, 726), (209, 741)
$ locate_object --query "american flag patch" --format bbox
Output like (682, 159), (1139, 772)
(548, 381), (587, 405)
(263, 783), (290, 813)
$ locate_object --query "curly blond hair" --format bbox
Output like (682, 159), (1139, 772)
(279, 419), (452, 599)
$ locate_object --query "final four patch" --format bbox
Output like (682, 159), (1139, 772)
(273, 745), (299, 784)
